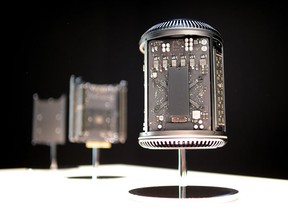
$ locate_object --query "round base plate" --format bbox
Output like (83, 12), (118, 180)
(129, 185), (239, 203)
(67, 175), (124, 179)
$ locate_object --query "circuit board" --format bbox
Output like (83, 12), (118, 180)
(147, 36), (223, 131)
(69, 76), (127, 143)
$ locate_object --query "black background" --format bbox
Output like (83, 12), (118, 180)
(8, 2), (287, 179)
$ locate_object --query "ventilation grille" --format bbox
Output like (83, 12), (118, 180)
(145, 18), (220, 35)
(139, 138), (226, 149)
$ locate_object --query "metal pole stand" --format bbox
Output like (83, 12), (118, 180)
(178, 149), (187, 198)
(86, 141), (112, 180)
(49, 144), (58, 169)
(129, 149), (239, 202)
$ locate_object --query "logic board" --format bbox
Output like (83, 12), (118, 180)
(147, 36), (223, 131)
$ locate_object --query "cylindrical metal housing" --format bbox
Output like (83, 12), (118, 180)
(138, 18), (227, 149)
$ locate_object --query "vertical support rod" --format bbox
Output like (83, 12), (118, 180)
(178, 149), (187, 198)
(50, 144), (58, 169)
(92, 147), (100, 180)
(178, 149), (187, 179)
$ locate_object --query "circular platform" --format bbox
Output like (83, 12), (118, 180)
(129, 185), (239, 203)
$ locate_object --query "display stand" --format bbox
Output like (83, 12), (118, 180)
(129, 149), (239, 201)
